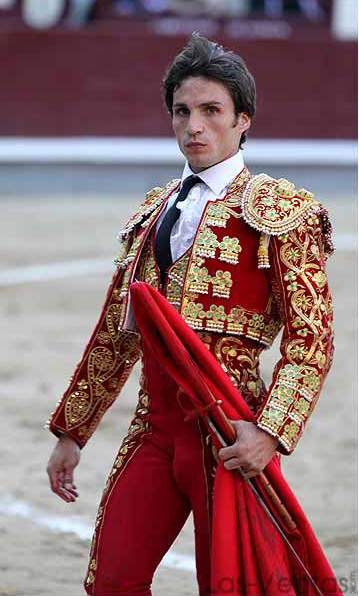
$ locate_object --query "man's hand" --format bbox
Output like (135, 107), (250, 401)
(218, 420), (279, 479)
(47, 435), (81, 502)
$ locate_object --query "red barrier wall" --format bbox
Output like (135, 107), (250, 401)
(0, 24), (356, 138)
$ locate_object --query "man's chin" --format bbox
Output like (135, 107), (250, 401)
(187, 157), (213, 173)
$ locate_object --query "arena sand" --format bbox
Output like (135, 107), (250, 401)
(0, 194), (356, 596)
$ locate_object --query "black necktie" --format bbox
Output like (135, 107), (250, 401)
(155, 175), (201, 284)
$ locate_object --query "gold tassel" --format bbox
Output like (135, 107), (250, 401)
(258, 232), (270, 269)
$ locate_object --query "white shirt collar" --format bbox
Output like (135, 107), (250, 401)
(181, 151), (245, 195)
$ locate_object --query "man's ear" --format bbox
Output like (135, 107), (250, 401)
(236, 112), (251, 132)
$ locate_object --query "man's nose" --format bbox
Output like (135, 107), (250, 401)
(187, 113), (204, 136)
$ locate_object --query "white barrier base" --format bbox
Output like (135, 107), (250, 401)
(0, 138), (356, 166)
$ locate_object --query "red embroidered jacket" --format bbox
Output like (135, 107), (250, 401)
(46, 169), (334, 454)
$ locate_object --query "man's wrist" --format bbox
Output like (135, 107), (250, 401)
(256, 424), (280, 449)
(58, 433), (80, 447)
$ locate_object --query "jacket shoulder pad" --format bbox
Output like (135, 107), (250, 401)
(118, 179), (180, 240)
(241, 174), (319, 236)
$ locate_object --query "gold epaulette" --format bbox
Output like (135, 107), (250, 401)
(117, 179), (180, 240)
(241, 174), (318, 236)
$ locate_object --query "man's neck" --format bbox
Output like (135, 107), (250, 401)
(183, 151), (245, 196)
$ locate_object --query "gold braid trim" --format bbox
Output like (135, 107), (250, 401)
(117, 179), (180, 240)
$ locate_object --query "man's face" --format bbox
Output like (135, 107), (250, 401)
(172, 76), (251, 172)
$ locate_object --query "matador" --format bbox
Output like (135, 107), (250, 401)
(46, 34), (335, 596)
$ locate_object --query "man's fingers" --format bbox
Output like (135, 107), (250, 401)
(63, 468), (78, 491)
(49, 480), (75, 502)
(222, 458), (262, 478)
(218, 445), (238, 460)
(223, 457), (243, 470)
(57, 487), (77, 503)
(47, 466), (78, 501)
(62, 467), (78, 495)
(47, 466), (61, 492)
(47, 438), (81, 503)
(63, 484), (79, 497)
(240, 469), (260, 480)
(60, 487), (77, 501)
(52, 483), (78, 502)
(63, 481), (76, 489)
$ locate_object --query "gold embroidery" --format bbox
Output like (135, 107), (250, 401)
(297, 187), (314, 200)
(279, 228), (329, 339)
(211, 270), (232, 299)
(312, 271), (327, 288)
(248, 313), (265, 332)
(188, 264), (211, 295)
(85, 385), (150, 589)
(282, 421), (301, 445)
(260, 406), (286, 433)
(187, 258), (234, 301)
(126, 234), (145, 263)
(85, 558), (97, 586)
(63, 331), (140, 439)
(97, 331), (111, 345)
(112, 288), (122, 301)
(146, 186), (163, 200)
(114, 235), (132, 268)
(195, 228), (219, 258)
(275, 178), (296, 199)
(257, 212), (333, 452)
(257, 232), (270, 269)
(105, 387), (150, 490)
(189, 171), (249, 271)
(206, 202), (231, 228)
(137, 240), (159, 290)
(213, 336), (266, 415)
(118, 180), (179, 239)
(182, 299), (282, 346)
(182, 300), (207, 329)
(196, 332), (212, 349)
(178, 168), (278, 342)
(221, 167), (251, 206)
(119, 265), (133, 299)
(167, 251), (191, 309)
(293, 397), (310, 417)
(227, 307), (248, 334)
(218, 236), (242, 264)
(241, 174), (318, 236)
(140, 204), (163, 229)
(65, 391), (91, 426)
(271, 384), (295, 409)
(286, 340), (309, 362)
(205, 305), (226, 331)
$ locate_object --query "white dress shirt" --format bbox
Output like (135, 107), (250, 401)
(157, 151), (245, 262)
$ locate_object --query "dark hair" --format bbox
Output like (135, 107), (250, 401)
(163, 33), (256, 147)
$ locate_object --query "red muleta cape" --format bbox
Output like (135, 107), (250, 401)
(130, 281), (342, 596)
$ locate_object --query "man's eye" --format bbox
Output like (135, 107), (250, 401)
(174, 108), (188, 116)
(206, 106), (218, 114)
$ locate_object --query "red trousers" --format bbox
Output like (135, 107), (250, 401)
(84, 343), (216, 596)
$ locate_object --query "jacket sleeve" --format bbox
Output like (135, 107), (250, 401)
(256, 210), (334, 454)
(46, 267), (141, 448)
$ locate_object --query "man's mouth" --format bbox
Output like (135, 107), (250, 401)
(185, 142), (207, 149)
